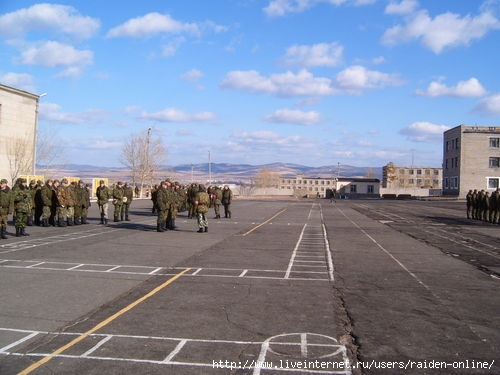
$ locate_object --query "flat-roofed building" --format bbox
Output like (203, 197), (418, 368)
(0, 84), (40, 184)
(443, 124), (500, 197)
(279, 175), (380, 198)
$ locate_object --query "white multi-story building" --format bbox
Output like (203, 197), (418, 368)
(0, 84), (40, 184)
(279, 175), (380, 198)
(443, 124), (500, 197)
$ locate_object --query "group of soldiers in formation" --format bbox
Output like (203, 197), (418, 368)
(466, 189), (500, 223)
(0, 177), (233, 240)
(0, 177), (98, 239)
(150, 181), (233, 233)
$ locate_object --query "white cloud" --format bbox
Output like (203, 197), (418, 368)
(382, 8), (500, 53)
(281, 42), (344, 67)
(181, 69), (204, 82)
(0, 3), (99, 40)
(264, 109), (322, 125)
(399, 121), (450, 142)
(139, 108), (216, 122)
(474, 93), (500, 116)
(107, 13), (201, 38)
(0, 72), (36, 93)
(263, 0), (374, 17)
(385, 0), (419, 15)
(415, 77), (487, 97)
(19, 41), (93, 68)
(39, 103), (106, 125)
(220, 69), (333, 97)
(331, 65), (404, 94)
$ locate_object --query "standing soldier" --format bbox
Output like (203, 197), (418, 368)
(156, 181), (169, 232)
(168, 182), (181, 230)
(471, 189), (478, 219)
(221, 185), (233, 219)
(74, 180), (86, 225)
(82, 183), (91, 224)
(187, 183), (198, 219)
(0, 179), (13, 239)
(489, 189), (498, 224)
(122, 182), (133, 221)
(40, 179), (53, 227)
(66, 181), (76, 226)
(112, 181), (125, 222)
(466, 189), (473, 219)
(34, 180), (44, 226)
(55, 179), (71, 227)
(212, 185), (222, 219)
(151, 184), (158, 215)
(27, 180), (37, 226)
(12, 178), (31, 236)
(96, 180), (110, 225)
(194, 184), (210, 233)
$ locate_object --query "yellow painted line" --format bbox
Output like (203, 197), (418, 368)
(242, 208), (287, 236)
(18, 267), (191, 375)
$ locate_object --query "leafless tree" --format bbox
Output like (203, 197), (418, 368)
(120, 129), (166, 197)
(253, 167), (280, 189)
(6, 135), (33, 184)
(36, 127), (65, 178)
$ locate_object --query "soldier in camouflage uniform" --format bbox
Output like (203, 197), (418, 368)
(156, 181), (169, 232)
(12, 178), (31, 236)
(211, 185), (222, 219)
(112, 181), (125, 222)
(0, 179), (13, 239)
(55, 179), (71, 227)
(194, 184), (210, 232)
(122, 182), (133, 221)
(34, 180), (44, 226)
(221, 185), (233, 219)
(82, 183), (91, 224)
(187, 183), (198, 219)
(40, 179), (53, 227)
(73, 180), (86, 225)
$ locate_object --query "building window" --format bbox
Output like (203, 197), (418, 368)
(451, 177), (458, 189)
(434, 169), (439, 175)
(455, 137), (460, 149)
(489, 157), (500, 168)
(350, 185), (357, 193)
(444, 177), (449, 188)
(408, 179), (414, 184)
(490, 138), (500, 148)
(488, 178), (499, 189)
(417, 179), (422, 185)
(409, 169), (414, 175)
(417, 169), (422, 175)
(367, 185), (374, 194)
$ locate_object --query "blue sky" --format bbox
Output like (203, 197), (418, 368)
(1, 0), (500, 168)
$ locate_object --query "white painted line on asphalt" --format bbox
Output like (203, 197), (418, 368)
(239, 269), (248, 277)
(149, 267), (163, 275)
(162, 339), (186, 363)
(67, 264), (84, 270)
(0, 332), (39, 353)
(81, 335), (112, 357)
(285, 223), (307, 279)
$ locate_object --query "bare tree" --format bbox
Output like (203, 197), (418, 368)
(6, 135), (33, 184)
(36, 127), (65, 178)
(120, 128), (166, 197)
(253, 167), (280, 193)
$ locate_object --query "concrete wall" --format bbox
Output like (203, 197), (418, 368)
(0, 85), (38, 184)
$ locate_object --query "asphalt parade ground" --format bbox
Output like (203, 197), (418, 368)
(0, 198), (498, 374)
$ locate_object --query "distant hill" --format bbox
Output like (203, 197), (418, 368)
(37, 162), (382, 184)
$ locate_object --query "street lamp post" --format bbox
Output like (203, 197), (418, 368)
(33, 92), (47, 175)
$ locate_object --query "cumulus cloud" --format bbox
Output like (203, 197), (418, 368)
(382, 7), (500, 53)
(220, 69), (333, 97)
(0, 3), (100, 40)
(415, 77), (487, 97)
(331, 65), (404, 94)
(39, 103), (106, 124)
(107, 13), (206, 38)
(281, 42), (344, 68)
(399, 121), (450, 142)
(0, 72), (36, 93)
(263, 0), (374, 17)
(19, 41), (93, 68)
(181, 69), (204, 82)
(385, 0), (419, 15)
(139, 108), (216, 122)
(264, 109), (322, 125)
(474, 94), (500, 116)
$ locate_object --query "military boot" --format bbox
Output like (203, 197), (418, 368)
(15, 227), (21, 237)
(100, 214), (104, 224)
(157, 223), (165, 232)
(1, 227), (7, 239)
(20, 228), (29, 236)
